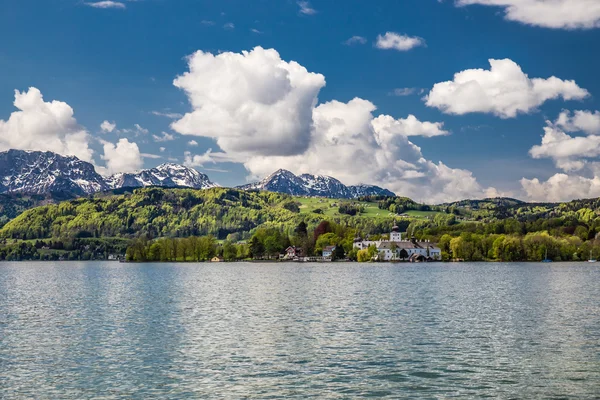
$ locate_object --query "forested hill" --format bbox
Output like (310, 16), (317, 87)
(0, 187), (400, 241)
(4, 187), (600, 262)
(3, 186), (600, 245)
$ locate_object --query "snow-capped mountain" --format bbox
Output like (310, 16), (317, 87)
(0, 149), (109, 195)
(105, 163), (217, 190)
(0, 150), (217, 195)
(239, 169), (395, 198)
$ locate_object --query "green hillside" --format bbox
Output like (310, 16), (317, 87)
(3, 187), (600, 262)
(0, 187), (403, 241)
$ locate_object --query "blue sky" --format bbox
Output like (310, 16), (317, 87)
(1, 0), (600, 202)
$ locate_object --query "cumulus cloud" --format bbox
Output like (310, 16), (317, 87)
(171, 47), (326, 157)
(521, 174), (600, 202)
(344, 36), (367, 46)
(244, 98), (491, 203)
(455, 0), (600, 30)
(523, 110), (600, 201)
(529, 111), (600, 172)
(100, 120), (116, 133)
(85, 1), (126, 9)
(188, 140), (198, 146)
(223, 22), (235, 30)
(0, 87), (94, 162)
(172, 47), (494, 202)
(100, 138), (143, 175)
(555, 110), (600, 135)
(371, 115), (449, 137)
(375, 32), (426, 51)
(425, 59), (589, 118)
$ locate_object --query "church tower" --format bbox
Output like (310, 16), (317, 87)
(390, 223), (402, 242)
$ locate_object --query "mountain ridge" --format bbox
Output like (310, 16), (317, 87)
(0, 149), (217, 196)
(239, 169), (396, 199)
(0, 150), (398, 200)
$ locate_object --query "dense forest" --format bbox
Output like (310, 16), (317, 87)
(3, 186), (600, 262)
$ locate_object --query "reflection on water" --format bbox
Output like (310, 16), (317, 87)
(1, 262), (599, 398)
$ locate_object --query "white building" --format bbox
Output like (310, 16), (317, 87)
(353, 224), (441, 261)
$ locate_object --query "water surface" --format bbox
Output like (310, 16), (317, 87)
(1, 262), (599, 398)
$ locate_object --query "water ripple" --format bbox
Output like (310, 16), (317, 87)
(0, 262), (599, 398)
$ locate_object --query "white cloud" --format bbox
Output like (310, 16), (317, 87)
(456, 0), (600, 30)
(188, 140), (198, 146)
(521, 174), (600, 202)
(244, 98), (491, 203)
(159, 147), (166, 152)
(251, 28), (263, 34)
(152, 131), (175, 142)
(200, 20), (215, 26)
(529, 111), (600, 172)
(119, 123), (148, 136)
(375, 32), (426, 51)
(297, 1), (316, 15)
(425, 59), (589, 118)
(151, 110), (183, 119)
(371, 114), (449, 138)
(172, 47), (494, 202)
(523, 110), (600, 201)
(171, 46), (326, 157)
(555, 110), (600, 135)
(100, 138), (143, 175)
(141, 153), (162, 159)
(0, 87), (94, 162)
(184, 149), (233, 167)
(344, 36), (367, 46)
(223, 22), (235, 30)
(389, 87), (423, 96)
(100, 120), (116, 133)
(85, 1), (126, 9)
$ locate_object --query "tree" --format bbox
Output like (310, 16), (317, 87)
(249, 236), (264, 259)
(314, 221), (332, 241)
(399, 248), (409, 260)
(315, 232), (338, 253)
(222, 241), (237, 261)
(332, 245), (345, 261)
(357, 249), (370, 262)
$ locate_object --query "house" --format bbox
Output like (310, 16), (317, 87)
(283, 246), (304, 260)
(211, 256), (224, 262)
(322, 246), (336, 258)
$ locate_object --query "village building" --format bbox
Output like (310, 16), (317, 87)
(283, 246), (304, 260)
(322, 246), (336, 258)
(353, 224), (441, 261)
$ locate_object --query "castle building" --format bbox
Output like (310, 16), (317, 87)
(353, 224), (441, 261)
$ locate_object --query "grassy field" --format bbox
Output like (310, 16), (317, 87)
(401, 210), (442, 218)
(296, 197), (439, 220)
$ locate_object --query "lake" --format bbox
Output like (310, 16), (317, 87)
(1, 262), (599, 398)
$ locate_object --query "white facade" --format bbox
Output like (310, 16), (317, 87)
(390, 230), (402, 242)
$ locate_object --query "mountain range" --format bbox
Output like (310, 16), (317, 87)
(0, 149), (394, 199)
(0, 149), (216, 196)
(239, 169), (395, 198)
